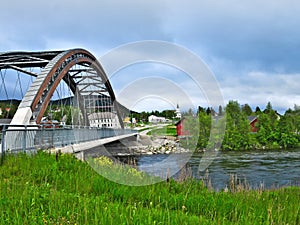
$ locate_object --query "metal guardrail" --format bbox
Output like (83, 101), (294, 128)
(0, 124), (137, 153)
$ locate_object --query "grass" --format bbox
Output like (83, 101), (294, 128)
(147, 125), (177, 136)
(0, 152), (299, 224)
(136, 127), (151, 133)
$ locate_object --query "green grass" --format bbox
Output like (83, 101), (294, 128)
(147, 125), (177, 136)
(0, 152), (299, 224)
(137, 127), (151, 133)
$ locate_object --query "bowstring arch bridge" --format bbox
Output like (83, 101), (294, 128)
(0, 49), (133, 153)
(0, 48), (124, 128)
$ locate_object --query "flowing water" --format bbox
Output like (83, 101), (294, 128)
(136, 148), (300, 190)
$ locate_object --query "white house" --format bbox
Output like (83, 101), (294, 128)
(88, 112), (120, 128)
(148, 115), (166, 124)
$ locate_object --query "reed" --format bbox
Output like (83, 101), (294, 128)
(0, 152), (299, 224)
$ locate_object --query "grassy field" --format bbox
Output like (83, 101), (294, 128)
(146, 125), (177, 136)
(0, 152), (299, 224)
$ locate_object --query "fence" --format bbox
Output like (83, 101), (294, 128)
(0, 124), (137, 153)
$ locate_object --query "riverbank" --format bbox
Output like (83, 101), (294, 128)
(129, 134), (189, 155)
(129, 125), (188, 155)
(0, 152), (299, 224)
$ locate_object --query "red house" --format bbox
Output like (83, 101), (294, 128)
(248, 116), (258, 133)
(175, 118), (190, 137)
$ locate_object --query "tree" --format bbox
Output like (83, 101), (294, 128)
(264, 102), (273, 114)
(255, 111), (279, 148)
(255, 113), (271, 147)
(241, 104), (253, 116)
(161, 110), (175, 119)
(206, 107), (211, 115)
(277, 114), (298, 148)
(218, 105), (224, 116)
(255, 106), (261, 114)
(197, 110), (211, 149)
(222, 101), (252, 150)
(182, 108), (194, 116)
(280, 108), (300, 136)
(198, 106), (205, 114)
(263, 102), (279, 131)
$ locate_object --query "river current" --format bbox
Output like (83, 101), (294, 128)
(136, 148), (300, 190)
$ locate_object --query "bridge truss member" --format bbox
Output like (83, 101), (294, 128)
(0, 49), (124, 128)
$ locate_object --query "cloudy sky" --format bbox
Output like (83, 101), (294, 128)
(1, 0), (300, 113)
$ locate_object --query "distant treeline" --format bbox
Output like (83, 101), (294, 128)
(130, 110), (176, 122)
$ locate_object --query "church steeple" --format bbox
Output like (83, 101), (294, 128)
(175, 104), (181, 119)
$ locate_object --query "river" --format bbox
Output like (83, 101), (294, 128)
(136, 148), (300, 190)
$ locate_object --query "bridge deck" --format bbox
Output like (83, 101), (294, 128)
(58, 132), (138, 154)
(1, 125), (137, 154)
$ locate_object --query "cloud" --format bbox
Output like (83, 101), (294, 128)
(100, 41), (225, 112)
(109, 62), (204, 112)
(163, 0), (300, 73)
(0, 0), (299, 113)
(0, 0), (171, 52)
(2, 0), (300, 71)
(111, 59), (300, 113)
(221, 71), (300, 112)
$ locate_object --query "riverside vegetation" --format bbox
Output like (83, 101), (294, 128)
(196, 101), (300, 151)
(0, 152), (299, 224)
(131, 101), (300, 151)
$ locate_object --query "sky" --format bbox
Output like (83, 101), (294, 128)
(1, 0), (300, 113)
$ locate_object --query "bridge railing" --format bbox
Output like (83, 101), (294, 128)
(0, 124), (137, 153)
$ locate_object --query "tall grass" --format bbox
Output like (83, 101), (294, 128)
(0, 152), (299, 224)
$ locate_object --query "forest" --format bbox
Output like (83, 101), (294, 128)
(196, 101), (300, 150)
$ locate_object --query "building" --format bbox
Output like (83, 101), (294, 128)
(148, 115), (166, 124)
(175, 118), (190, 137)
(88, 112), (120, 128)
(248, 116), (258, 133)
(123, 117), (131, 127)
(175, 104), (181, 119)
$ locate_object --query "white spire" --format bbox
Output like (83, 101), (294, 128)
(175, 103), (181, 119)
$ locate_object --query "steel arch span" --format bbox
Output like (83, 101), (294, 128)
(0, 48), (124, 128)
